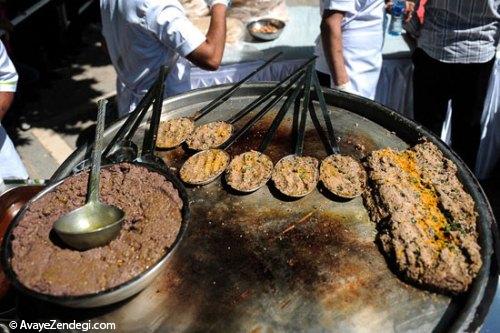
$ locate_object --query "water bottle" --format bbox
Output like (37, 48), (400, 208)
(389, 0), (405, 36)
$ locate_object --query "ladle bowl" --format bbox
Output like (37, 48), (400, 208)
(53, 100), (125, 250)
(53, 202), (124, 250)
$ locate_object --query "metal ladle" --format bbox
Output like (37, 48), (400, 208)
(309, 71), (366, 199)
(272, 66), (320, 198)
(53, 100), (125, 250)
(226, 75), (306, 193)
(184, 56), (317, 151)
(180, 72), (304, 186)
(156, 53), (283, 149)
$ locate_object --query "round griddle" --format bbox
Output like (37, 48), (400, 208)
(20, 84), (500, 331)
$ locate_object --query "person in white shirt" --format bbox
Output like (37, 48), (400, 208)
(0, 40), (28, 180)
(100, 0), (229, 116)
(315, 0), (414, 99)
(315, 0), (386, 99)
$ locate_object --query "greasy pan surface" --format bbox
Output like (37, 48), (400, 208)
(1, 161), (190, 307)
(30, 84), (498, 331)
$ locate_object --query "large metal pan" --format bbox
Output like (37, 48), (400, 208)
(1, 161), (190, 308)
(14, 83), (499, 331)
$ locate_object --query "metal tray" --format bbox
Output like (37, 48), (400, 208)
(19, 84), (499, 331)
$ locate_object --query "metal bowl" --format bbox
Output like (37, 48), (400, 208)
(1, 161), (190, 308)
(247, 19), (285, 41)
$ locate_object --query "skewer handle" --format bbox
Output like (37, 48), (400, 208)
(311, 71), (340, 155)
(226, 56), (317, 124)
(258, 76), (306, 153)
(221, 71), (305, 150)
(103, 68), (164, 159)
(141, 65), (168, 157)
(295, 64), (314, 156)
(193, 52), (283, 121)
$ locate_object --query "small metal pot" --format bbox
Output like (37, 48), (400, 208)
(1, 161), (190, 308)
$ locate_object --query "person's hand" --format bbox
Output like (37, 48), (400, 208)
(403, 1), (415, 22)
(385, 1), (415, 22)
(205, 0), (230, 9)
(334, 81), (355, 94)
(385, 0), (393, 13)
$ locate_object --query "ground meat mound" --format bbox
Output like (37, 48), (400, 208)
(272, 156), (319, 197)
(186, 121), (233, 150)
(180, 149), (230, 184)
(156, 118), (194, 149)
(226, 150), (273, 192)
(10, 163), (183, 296)
(320, 154), (366, 198)
(363, 141), (482, 294)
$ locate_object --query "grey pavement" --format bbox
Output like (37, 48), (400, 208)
(7, 30), (116, 180)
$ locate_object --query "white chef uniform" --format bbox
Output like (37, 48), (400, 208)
(314, 0), (385, 99)
(0, 41), (28, 180)
(100, 0), (207, 116)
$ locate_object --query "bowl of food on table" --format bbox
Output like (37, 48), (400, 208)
(247, 18), (285, 41)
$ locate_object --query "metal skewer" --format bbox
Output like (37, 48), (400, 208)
(157, 56), (317, 150)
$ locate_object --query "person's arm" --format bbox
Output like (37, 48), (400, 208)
(144, 0), (227, 71)
(186, 4), (226, 71)
(320, 10), (349, 87)
(0, 91), (13, 120)
(404, 0), (421, 39)
(0, 40), (17, 120)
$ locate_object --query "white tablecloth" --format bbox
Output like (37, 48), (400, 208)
(189, 5), (499, 180)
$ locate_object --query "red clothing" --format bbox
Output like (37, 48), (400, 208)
(417, 0), (427, 23)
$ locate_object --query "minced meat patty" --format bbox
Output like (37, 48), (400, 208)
(156, 118), (194, 149)
(180, 149), (230, 185)
(363, 141), (481, 294)
(10, 163), (183, 296)
(320, 154), (366, 198)
(186, 121), (233, 150)
(226, 150), (273, 192)
(272, 156), (319, 197)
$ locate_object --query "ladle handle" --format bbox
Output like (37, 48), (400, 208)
(311, 71), (340, 155)
(295, 65), (314, 156)
(88, 99), (107, 204)
(258, 75), (305, 153)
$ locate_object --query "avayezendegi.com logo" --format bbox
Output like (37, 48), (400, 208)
(0, 319), (116, 332)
